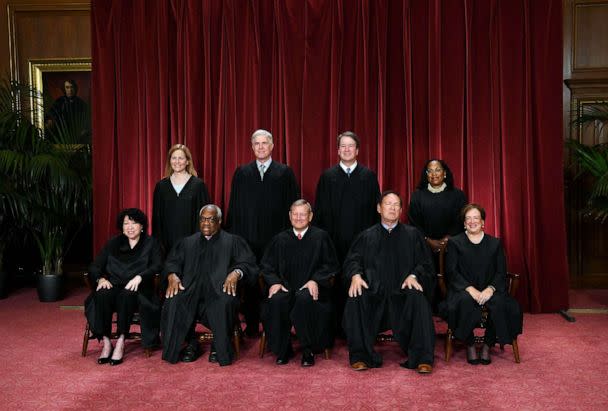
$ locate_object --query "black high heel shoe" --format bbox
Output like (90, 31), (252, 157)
(109, 345), (124, 366)
(97, 346), (113, 364)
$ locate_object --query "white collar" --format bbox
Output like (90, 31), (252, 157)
(293, 226), (309, 238)
(339, 161), (357, 173)
(256, 158), (272, 169)
(427, 182), (447, 193)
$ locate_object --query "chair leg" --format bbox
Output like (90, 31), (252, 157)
(445, 329), (453, 362)
(258, 332), (267, 358)
(324, 348), (331, 360)
(82, 323), (91, 357)
(512, 338), (520, 363)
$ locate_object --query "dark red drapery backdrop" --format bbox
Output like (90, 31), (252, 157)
(91, 0), (567, 312)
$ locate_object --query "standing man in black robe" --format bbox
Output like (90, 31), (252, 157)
(160, 205), (258, 366)
(313, 131), (380, 335)
(343, 191), (436, 374)
(261, 199), (339, 366)
(226, 129), (300, 336)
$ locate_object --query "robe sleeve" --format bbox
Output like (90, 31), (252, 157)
(163, 239), (185, 281)
(138, 238), (163, 280)
(152, 181), (163, 241)
(224, 168), (241, 230)
(448, 189), (468, 236)
(88, 240), (112, 284)
(407, 191), (424, 234)
(445, 240), (471, 291)
(310, 233), (339, 288)
(260, 236), (284, 287)
(490, 240), (507, 293)
(411, 229), (436, 294)
(229, 234), (259, 287)
(312, 173), (330, 230)
(343, 231), (367, 282)
(285, 167), (300, 208)
(195, 178), (211, 210)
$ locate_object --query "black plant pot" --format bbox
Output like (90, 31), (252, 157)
(0, 270), (8, 299)
(37, 273), (64, 302)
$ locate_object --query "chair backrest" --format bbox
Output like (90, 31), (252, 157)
(506, 272), (520, 296)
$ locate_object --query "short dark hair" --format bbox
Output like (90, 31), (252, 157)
(337, 131), (361, 149)
(64, 79), (79, 95)
(416, 159), (456, 190)
(461, 203), (486, 222)
(116, 208), (148, 233)
(379, 190), (402, 207)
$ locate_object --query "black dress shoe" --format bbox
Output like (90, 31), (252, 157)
(301, 349), (315, 367)
(209, 351), (218, 363)
(97, 346), (113, 364)
(181, 343), (202, 363)
(109, 357), (123, 366)
(208, 342), (218, 363)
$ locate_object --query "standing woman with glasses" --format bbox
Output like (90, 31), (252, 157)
(152, 144), (211, 256)
(408, 159), (467, 271)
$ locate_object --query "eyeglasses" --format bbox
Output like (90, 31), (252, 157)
(200, 216), (219, 223)
(426, 168), (444, 175)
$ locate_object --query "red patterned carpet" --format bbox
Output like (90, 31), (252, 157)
(1, 287), (608, 411)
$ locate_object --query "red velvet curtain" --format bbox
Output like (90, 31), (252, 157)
(91, 0), (567, 312)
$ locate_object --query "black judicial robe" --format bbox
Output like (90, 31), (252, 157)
(342, 223), (436, 367)
(443, 233), (522, 344)
(160, 230), (258, 364)
(260, 226), (339, 355)
(152, 176), (211, 255)
(225, 160), (299, 259)
(85, 234), (162, 347)
(313, 164), (380, 262)
(407, 188), (467, 240)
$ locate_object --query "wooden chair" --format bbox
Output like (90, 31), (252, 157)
(439, 272), (521, 363)
(81, 272), (160, 357)
(258, 276), (332, 360)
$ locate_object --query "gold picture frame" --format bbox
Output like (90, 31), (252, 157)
(28, 57), (91, 130)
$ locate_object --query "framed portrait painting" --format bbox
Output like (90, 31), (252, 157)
(28, 57), (91, 141)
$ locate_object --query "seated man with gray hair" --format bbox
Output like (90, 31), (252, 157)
(160, 204), (258, 365)
(260, 199), (339, 366)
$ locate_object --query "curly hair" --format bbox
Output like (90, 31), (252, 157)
(116, 208), (148, 233)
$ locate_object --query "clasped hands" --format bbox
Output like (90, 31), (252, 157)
(348, 273), (423, 297)
(466, 286), (494, 305)
(96, 275), (142, 292)
(268, 280), (319, 301)
(165, 271), (241, 298)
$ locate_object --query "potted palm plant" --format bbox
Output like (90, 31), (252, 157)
(0, 79), (91, 301)
(567, 102), (608, 222)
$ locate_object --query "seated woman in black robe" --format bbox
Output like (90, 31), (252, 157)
(152, 144), (210, 256)
(442, 203), (523, 365)
(85, 208), (162, 365)
(408, 159), (467, 270)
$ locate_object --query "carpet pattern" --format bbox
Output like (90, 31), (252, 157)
(1, 288), (607, 410)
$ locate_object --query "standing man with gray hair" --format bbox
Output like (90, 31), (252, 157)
(226, 129), (300, 336)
